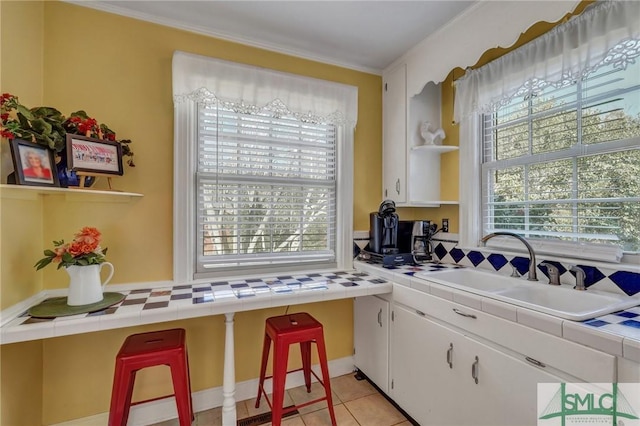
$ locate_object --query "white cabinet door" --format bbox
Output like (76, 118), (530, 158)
(354, 296), (390, 392)
(382, 64), (407, 203)
(391, 304), (565, 426)
(456, 334), (564, 426)
(391, 305), (460, 424)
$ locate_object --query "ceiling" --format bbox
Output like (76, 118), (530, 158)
(79, 1), (476, 74)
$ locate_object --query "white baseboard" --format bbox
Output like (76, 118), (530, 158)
(50, 356), (355, 426)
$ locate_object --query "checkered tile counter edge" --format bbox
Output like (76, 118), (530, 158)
(1, 271), (392, 344)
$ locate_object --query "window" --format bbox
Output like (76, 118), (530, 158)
(172, 52), (357, 281)
(197, 103), (337, 272)
(482, 58), (640, 253)
(455, 1), (640, 261)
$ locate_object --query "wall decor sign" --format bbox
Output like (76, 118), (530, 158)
(66, 134), (123, 176)
(9, 139), (60, 187)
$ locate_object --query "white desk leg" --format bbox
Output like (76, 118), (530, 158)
(222, 312), (236, 426)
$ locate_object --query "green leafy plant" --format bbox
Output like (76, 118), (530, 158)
(1, 93), (135, 166)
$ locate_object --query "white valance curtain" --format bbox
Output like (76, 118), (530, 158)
(172, 51), (358, 127)
(454, 0), (640, 122)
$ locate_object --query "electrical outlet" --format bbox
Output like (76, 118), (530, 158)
(442, 218), (449, 233)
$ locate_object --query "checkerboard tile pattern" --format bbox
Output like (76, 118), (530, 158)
(12, 271), (388, 326)
(365, 262), (464, 276)
(583, 306), (640, 337)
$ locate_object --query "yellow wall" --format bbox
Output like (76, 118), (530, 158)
(1, 340), (43, 426)
(0, 3), (46, 425)
(1, 1), (379, 424)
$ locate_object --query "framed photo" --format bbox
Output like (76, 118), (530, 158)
(9, 139), (60, 187)
(66, 134), (123, 176)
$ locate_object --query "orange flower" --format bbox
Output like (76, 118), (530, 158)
(68, 241), (97, 256)
(52, 245), (68, 263)
(74, 227), (101, 245)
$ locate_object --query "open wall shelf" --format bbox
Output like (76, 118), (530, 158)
(0, 184), (143, 201)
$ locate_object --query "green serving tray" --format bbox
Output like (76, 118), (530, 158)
(28, 292), (125, 318)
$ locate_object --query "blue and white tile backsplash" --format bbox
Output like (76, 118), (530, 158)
(432, 239), (639, 297)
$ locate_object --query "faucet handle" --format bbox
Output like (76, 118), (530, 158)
(570, 266), (587, 291)
(509, 264), (521, 278)
(540, 262), (561, 285)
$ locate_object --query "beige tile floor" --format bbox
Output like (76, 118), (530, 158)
(152, 373), (410, 426)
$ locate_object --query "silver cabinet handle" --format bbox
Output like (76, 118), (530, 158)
(471, 356), (479, 384)
(377, 308), (382, 327)
(453, 308), (477, 319)
(525, 356), (546, 368)
(446, 343), (453, 369)
(395, 178), (400, 195)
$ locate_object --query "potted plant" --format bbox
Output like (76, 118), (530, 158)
(1, 93), (135, 185)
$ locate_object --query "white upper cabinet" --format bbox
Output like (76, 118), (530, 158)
(382, 64), (407, 203)
(382, 64), (457, 207)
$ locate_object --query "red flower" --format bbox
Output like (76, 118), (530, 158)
(1, 129), (15, 139)
(1, 113), (8, 122)
(78, 118), (97, 134)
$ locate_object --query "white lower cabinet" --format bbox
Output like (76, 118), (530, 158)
(354, 295), (390, 393)
(391, 305), (568, 426)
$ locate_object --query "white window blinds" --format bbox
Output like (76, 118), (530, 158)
(482, 51), (640, 254)
(197, 104), (337, 271)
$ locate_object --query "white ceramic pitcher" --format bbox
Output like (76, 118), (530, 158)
(65, 262), (114, 306)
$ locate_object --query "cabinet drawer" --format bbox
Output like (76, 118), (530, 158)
(393, 284), (615, 382)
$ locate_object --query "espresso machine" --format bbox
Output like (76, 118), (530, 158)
(369, 199), (399, 254)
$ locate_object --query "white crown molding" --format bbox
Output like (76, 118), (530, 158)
(63, 1), (382, 76)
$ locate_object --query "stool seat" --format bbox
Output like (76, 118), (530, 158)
(256, 313), (337, 426)
(109, 328), (193, 426)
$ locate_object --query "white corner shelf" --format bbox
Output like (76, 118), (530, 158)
(410, 145), (458, 154)
(0, 184), (143, 200)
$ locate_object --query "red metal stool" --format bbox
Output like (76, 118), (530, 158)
(256, 312), (337, 426)
(108, 328), (193, 426)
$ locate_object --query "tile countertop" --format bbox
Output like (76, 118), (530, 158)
(354, 260), (640, 364)
(0, 270), (392, 345)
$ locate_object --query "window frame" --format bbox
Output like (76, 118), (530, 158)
(173, 92), (354, 283)
(460, 79), (640, 264)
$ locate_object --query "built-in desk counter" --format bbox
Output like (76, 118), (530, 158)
(0, 269), (392, 425)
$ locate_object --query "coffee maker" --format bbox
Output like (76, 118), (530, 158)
(411, 220), (438, 261)
(369, 200), (399, 254)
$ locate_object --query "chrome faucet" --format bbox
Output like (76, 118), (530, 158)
(481, 232), (538, 281)
(570, 266), (587, 291)
(540, 262), (561, 285)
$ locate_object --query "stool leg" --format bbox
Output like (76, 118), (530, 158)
(170, 352), (193, 426)
(271, 338), (290, 426)
(108, 362), (136, 426)
(315, 335), (337, 426)
(255, 333), (271, 408)
(185, 348), (194, 421)
(300, 341), (312, 393)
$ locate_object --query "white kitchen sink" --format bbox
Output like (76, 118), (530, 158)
(414, 268), (640, 321)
